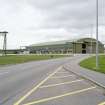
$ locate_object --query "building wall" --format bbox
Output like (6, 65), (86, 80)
(74, 42), (104, 54)
(27, 44), (73, 54)
(27, 38), (104, 54)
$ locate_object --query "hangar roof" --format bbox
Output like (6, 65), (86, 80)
(30, 37), (103, 47)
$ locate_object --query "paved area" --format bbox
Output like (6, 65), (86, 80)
(65, 55), (105, 93)
(0, 55), (105, 105)
(13, 66), (105, 105)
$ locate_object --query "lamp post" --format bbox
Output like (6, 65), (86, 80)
(90, 24), (93, 54)
(96, 0), (99, 69)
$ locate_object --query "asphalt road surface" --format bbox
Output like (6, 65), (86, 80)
(0, 55), (105, 105)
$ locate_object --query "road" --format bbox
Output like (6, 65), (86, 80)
(0, 55), (105, 105)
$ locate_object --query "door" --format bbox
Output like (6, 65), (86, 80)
(82, 50), (86, 54)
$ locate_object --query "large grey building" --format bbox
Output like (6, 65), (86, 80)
(26, 38), (104, 54)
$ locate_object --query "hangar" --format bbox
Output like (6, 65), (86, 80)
(26, 38), (104, 54)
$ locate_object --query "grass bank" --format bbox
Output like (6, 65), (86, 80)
(79, 55), (105, 74)
(0, 54), (69, 65)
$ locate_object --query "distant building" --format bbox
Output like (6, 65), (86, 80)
(26, 38), (104, 54)
(19, 50), (30, 54)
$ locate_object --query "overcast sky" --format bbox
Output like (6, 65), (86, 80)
(0, 0), (105, 49)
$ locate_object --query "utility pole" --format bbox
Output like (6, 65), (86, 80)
(0, 31), (8, 56)
(96, 0), (99, 69)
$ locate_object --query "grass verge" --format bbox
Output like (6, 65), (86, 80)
(0, 54), (69, 65)
(79, 55), (105, 74)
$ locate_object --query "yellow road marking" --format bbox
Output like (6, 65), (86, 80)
(46, 72), (68, 76)
(51, 75), (74, 79)
(56, 72), (69, 73)
(47, 71), (70, 75)
(14, 66), (62, 105)
(57, 71), (68, 73)
(40, 79), (84, 88)
(22, 86), (96, 105)
(98, 102), (105, 105)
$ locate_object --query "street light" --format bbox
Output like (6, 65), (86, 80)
(96, 0), (99, 69)
(90, 24), (93, 54)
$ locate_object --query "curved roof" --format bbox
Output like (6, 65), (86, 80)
(30, 37), (103, 47)
(77, 38), (103, 45)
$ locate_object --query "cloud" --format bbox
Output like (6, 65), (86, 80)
(0, 0), (104, 49)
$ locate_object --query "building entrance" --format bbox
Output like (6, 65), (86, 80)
(82, 50), (86, 54)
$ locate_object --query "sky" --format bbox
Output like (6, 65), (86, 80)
(0, 0), (104, 49)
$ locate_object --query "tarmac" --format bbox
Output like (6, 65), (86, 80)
(0, 55), (105, 105)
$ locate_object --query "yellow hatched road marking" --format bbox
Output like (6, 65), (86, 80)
(98, 102), (105, 105)
(56, 72), (69, 73)
(51, 75), (74, 79)
(40, 79), (84, 88)
(22, 86), (96, 105)
(14, 66), (62, 105)
(47, 72), (68, 76)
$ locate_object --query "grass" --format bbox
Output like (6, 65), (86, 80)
(0, 54), (69, 65)
(79, 55), (105, 74)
